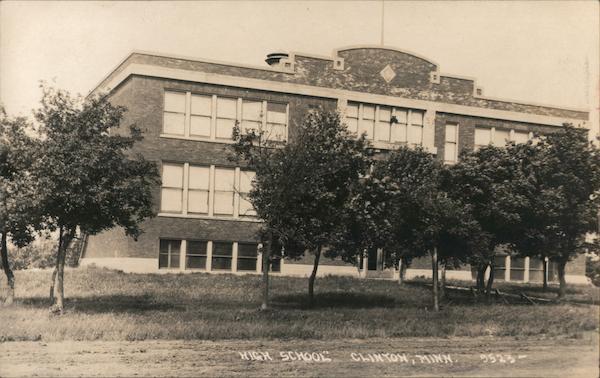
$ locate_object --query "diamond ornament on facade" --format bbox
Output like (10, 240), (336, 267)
(380, 64), (396, 83)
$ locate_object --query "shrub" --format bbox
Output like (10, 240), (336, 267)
(586, 253), (600, 287)
(6, 236), (82, 270)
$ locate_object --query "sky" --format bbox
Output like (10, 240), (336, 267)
(1, 1), (598, 135)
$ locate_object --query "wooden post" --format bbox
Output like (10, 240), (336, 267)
(431, 247), (439, 311)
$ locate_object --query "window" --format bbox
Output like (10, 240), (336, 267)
(510, 257), (526, 281)
(162, 91), (288, 142)
(214, 168), (235, 215)
(493, 129), (510, 147)
(475, 126), (533, 150)
(212, 241), (233, 270)
(159, 239), (181, 269)
(186, 240), (207, 269)
(474, 127), (492, 150)
(163, 92), (186, 135)
(513, 131), (530, 144)
(237, 243), (258, 271)
(266, 102), (287, 141)
(239, 170), (256, 216)
(345, 102), (424, 145)
(444, 123), (459, 164)
(190, 94), (212, 137)
(187, 165), (210, 214)
(161, 164), (184, 213)
(216, 97), (237, 139)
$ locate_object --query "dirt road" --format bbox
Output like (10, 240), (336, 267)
(1, 334), (598, 377)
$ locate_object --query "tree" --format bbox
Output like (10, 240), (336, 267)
(515, 125), (600, 298)
(447, 144), (532, 295)
(32, 86), (160, 313)
(234, 109), (371, 307)
(0, 107), (43, 304)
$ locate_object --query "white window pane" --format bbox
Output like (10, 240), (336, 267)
(191, 95), (212, 116)
(394, 109), (408, 124)
(408, 125), (423, 145)
(445, 124), (457, 143)
(475, 128), (492, 146)
(363, 105), (375, 120)
(444, 143), (457, 162)
(239, 197), (256, 216)
(358, 119), (374, 139)
(164, 92), (186, 113)
(242, 101), (262, 121)
(188, 190), (209, 214)
(214, 192), (234, 215)
(345, 118), (358, 133)
(239, 170), (255, 193)
(346, 104), (359, 118)
(190, 116), (211, 137)
(216, 118), (235, 139)
(163, 113), (185, 135)
(375, 122), (390, 142)
(162, 164), (183, 188)
(188, 165), (210, 190)
(161, 188), (182, 212)
(410, 111), (424, 126)
(379, 107), (391, 122)
(217, 97), (237, 118)
(214, 168), (235, 191)
(493, 129), (510, 147)
(513, 131), (529, 144)
(266, 124), (286, 141)
(390, 123), (407, 143)
(267, 110), (287, 124)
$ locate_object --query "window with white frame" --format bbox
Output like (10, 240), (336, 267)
(162, 91), (288, 142)
(187, 165), (210, 214)
(159, 239), (181, 269)
(237, 243), (258, 271)
(475, 126), (532, 150)
(239, 170), (256, 217)
(163, 92), (186, 135)
(345, 102), (424, 145)
(160, 164), (184, 213)
(186, 240), (207, 269)
(214, 168), (235, 215)
(212, 241), (233, 270)
(444, 123), (459, 164)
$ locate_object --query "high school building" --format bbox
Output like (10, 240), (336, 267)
(81, 45), (589, 284)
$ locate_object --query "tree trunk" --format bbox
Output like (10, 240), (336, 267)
(557, 259), (567, 299)
(52, 227), (74, 314)
(431, 247), (439, 312)
(260, 233), (272, 311)
(398, 257), (407, 284)
(307, 245), (322, 308)
(439, 263), (446, 300)
(542, 257), (548, 291)
(485, 263), (495, 296)
(49, 227), (63, 303)
(0, 232), (15, 305)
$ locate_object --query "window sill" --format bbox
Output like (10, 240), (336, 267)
(158, 212), (262, 223)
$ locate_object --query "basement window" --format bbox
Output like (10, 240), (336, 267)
(237, 243), (258, 271)
(186, 240), (208, 269)
(159, 239), (181, 269)
(212, 241), (233, 270)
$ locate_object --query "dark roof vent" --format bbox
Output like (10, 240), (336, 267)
(265, 52), (289, 66)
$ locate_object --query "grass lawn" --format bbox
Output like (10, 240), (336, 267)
(0, 266), (598, 342)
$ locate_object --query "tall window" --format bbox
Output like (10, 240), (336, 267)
(190, 94), (212, 137)
(444, 123), (459, 164)
(237, 243), (258, 271)
(163, 91), (288, 142)
(188, 165), (210, 214)
(212, 241), (233, 270)
(345, 102), (424, 145)
(161, 164), (184, 213)
(163, 92), (186, 135)
(159, 239), (181, 269)
(239, 170), (256, 216)
(214, 168), (235, 215)
(186, 240), (208, 269)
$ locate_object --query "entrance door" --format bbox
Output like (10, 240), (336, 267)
(368, 248), (378, 270)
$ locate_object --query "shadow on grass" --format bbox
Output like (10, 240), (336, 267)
(271, 291), (397, 310)
(16, 294), (187, 314)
